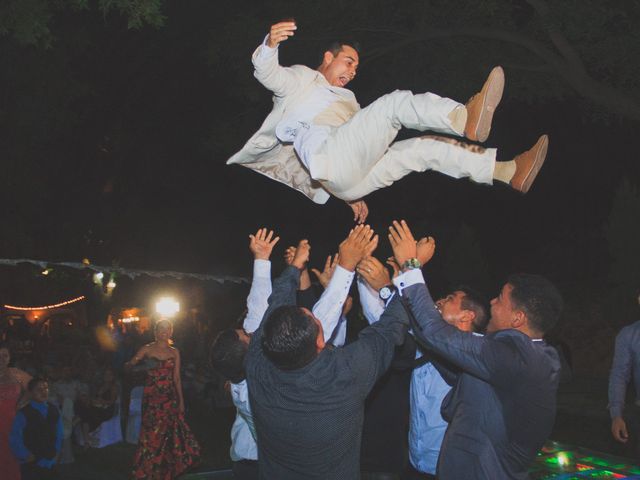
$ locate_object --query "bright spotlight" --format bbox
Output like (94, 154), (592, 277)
(93, 272), (104, 284)
(156, 297), (180, 318)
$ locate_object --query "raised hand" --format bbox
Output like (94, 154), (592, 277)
(417, 236), (436, 266)
(347, 199), (369, 224)
(386, 256), (401, 278)
(249, 228), (280, 260)
(267, 21), (297, 49)
(357, 256), (392, 291)
(388, 220), (418, 268)
(291, 239), (311, 270)
(311, 254), (339, 289)
(338, 225), (377, 272)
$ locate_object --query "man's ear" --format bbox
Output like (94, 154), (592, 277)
(458, 310), (474, 331)
(512, 310), (526, 329)
(322, 50), (335, 66)
(316, 332), (325, 352)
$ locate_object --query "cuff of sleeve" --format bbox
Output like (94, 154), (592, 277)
(332, 265), (356, 286)
(253, 259), (271, 278)
(610, 406), (623, 418)
(257, 34), (278, 56)
(393, 269), (425, 295)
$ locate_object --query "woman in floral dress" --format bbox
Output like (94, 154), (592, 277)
(127, 320), (200, 479)
(0, 342), (32, 480)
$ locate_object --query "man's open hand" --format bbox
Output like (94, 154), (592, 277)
(267, 21), (297, 49)
(311, 254), (339, 289)
(417, 236), (436, 266)
(291, 239), (311, 270)
(338, 225), (377, 272)
(249, 228), (280, 260)
(347, 199), (369, 224)
(357, 256), (392, 291)
(388, 220), (418, 268)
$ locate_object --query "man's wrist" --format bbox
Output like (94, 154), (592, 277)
(401, 258), (421, 271)
(338, 259), (357, 272)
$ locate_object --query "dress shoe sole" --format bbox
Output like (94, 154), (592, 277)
(473, 67), (504, 143)
(517, 135), (548, 193)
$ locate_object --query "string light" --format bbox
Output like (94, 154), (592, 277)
(4, 296), (86, 311)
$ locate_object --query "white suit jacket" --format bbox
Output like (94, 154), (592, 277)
(226, 44), (333, 204)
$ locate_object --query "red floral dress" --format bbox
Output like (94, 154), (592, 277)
(132, 357), (200, 479)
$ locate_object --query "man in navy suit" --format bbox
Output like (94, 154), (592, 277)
(359, 221), (563, 480)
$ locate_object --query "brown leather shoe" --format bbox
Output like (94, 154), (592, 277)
(510, 135), (549, 193)
(464, 66), (504, 142)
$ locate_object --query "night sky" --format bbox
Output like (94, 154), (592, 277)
(1, 0), (639, 321)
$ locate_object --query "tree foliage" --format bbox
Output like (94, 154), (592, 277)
(0, 0), (164, 47)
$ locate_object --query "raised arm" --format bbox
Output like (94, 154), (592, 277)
(388, 220), (524, 386)
(252, 21), (302, 97)
(312, 225), (378, 342)
(244, 228), (280, 333)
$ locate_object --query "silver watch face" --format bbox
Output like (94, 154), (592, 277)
(379, 286), (392, 299)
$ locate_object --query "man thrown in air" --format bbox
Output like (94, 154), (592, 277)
(228, 21), (548, 222)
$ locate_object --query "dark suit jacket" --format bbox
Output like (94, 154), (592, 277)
(246, 266), (410, 480)
(402, 282), (560, 480)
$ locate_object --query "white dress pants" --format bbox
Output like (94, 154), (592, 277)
(308, 90), (496, 202)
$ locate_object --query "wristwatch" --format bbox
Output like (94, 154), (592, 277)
(402, 258), (422, 270)
(379, 285), (396, 301)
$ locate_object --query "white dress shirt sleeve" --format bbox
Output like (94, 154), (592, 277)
(243, 259), (272, 334)
(357, 276), (385, 324)
(312, 265), (355, 342)
(393, 269), (426, 294)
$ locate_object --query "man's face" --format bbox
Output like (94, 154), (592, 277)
(31, 381), (49, 403)
(321, 45), (359, 88)
(436, 291), (473, 332)
(487, 283), (517, 333)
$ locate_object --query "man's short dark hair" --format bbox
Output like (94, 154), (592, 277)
(507, 274), (563, 334)
(456, 285), (490, 333)
(210, 329), (248, 384)
(261, 306), (319, 370)
(321, 40), (361, 62)
(27, 376), (47, 392)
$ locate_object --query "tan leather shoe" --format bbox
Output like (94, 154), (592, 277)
(510, 135), (549, 193)
(464, 66), (504, 142)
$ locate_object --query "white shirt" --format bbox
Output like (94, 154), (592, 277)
(230, 380), (257, 461)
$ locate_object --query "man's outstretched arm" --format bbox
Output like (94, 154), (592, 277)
(252, 21), (301, 97)
(243, 228), (280, 334)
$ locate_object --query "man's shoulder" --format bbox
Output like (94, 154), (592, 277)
(619, 320), (640, 337)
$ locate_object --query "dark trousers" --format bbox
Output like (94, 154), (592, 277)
(232, 459), (259, 480)
(401, 463), (436, 480)
(21, 463), (58, 480)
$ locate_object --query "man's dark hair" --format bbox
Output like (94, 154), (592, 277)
(261, 305), (319, 370)
(320, 40), (361, 63)
(210, 329), (248, 384)
(456, 285), (490, 333)
(507, 274), (563, 334)
(27, 376), (47, 392)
